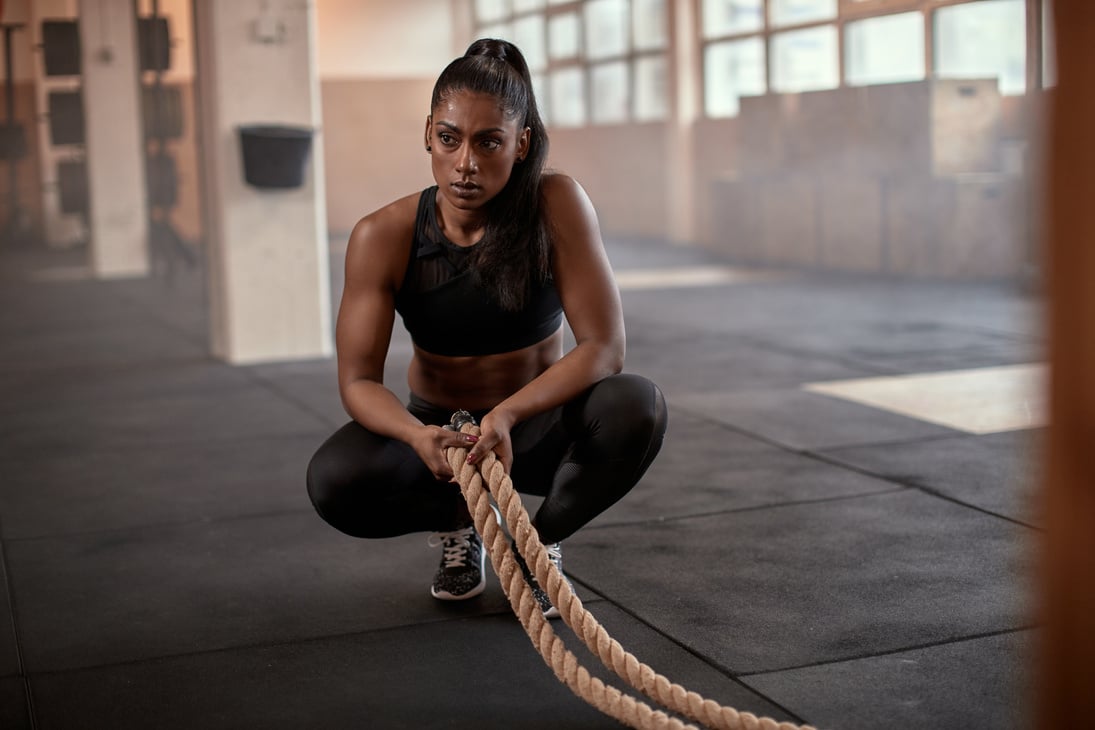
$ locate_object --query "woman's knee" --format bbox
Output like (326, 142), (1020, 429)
(306, 438), (356, 525)
(578, 373), (668, 448)
(305, 422), (394, 536)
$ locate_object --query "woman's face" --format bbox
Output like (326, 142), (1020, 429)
(426, 90), (530, 214)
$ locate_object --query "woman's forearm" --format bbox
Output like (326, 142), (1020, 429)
(491, 339), (623, 427)
(341, 378), (426, 444)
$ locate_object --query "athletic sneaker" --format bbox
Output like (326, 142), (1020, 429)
(429, 525), (486, 600)
(511, 540), (566, 619)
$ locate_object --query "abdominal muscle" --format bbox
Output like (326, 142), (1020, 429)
(407, 327), (565, 412)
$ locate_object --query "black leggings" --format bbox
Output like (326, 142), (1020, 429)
(306, 373), (667, 544)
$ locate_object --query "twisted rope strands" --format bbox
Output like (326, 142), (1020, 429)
(445, 423), (815, 730)
(446, 439), (696, 730)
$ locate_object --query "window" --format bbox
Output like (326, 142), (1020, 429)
(771, 24), (839, 92)
(550, 67), (587, 126)
(476, 0), (509, 24)
(635, 55), (669, 120)
(704, 37), (766, 117)
(633, 0), (667, 50)
(584, 0), (630, 60)
(769, 0), (837, 28)
(474, 0), (669, 126)
(699, 0), (1039, 120)
(532, 73), (550, 124)
(845, 11), (925, 86)
(591, 61), (630, 123)
(513, 14), (547, 71)
(479, 22), (512, 40)
(934, 0), (1026, 95)
(548, 13), (581, 59)
(702, 0), (764, 38)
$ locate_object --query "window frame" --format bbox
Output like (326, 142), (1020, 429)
(471, 0), (672, 127)
(699, 0), (1043, 120)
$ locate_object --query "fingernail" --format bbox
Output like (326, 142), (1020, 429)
(466, 454), (476, 464)
(465, 435), (478, 443)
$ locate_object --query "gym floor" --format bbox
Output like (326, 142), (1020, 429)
(0, 235), (1038, 729)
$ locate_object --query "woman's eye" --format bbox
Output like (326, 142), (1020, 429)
(481, 139), (501, 150)
(439, 133), (456, 145)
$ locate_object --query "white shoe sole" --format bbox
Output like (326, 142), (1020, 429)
(431, 577), (487, 601)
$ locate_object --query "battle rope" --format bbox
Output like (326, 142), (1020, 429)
(444, 411), (816, 730)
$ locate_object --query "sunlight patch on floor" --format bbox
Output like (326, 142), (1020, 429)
(614, 266), (786, 291)
(803, 363), (1047, 434)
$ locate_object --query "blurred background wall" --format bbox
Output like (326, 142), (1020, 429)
(0, 0), (1053, 281)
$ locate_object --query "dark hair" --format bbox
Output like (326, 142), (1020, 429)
(431, 38), (550, 311)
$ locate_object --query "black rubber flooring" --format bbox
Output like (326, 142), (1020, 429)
(0, 237), (1039, 730)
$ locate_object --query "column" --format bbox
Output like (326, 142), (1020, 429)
(80, 0), (149, 276)
(193, 0), (332, 364)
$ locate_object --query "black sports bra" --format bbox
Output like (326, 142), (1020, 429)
(393, 187), (563, 357)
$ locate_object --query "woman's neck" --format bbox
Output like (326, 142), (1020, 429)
(435, 197), (486, 248)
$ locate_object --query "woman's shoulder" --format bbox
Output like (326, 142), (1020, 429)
(346, 188), (427, 262)
(540, 171), (585, 201)
(350, 190), (425, 246)
(343, 190), (429, 284)
(539, 172), (597, 230)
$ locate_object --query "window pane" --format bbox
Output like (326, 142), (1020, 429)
(633, 0), (667, 51)
(550, 67), (586, 127)
(478, 22), (513, 41)
(845, 11), (925, 86)
(549, 12), (581, 59)
(591, 61), (630, 124)
(771, 25), (839, 92)
(475, 0), (509, 23)
(702, 0), (763, 38)
(532, 72), (549, 125)
(635, 55), (668, 121)
(585, 0), (630, 60)
(769, 0), (836, 28)
(513, 0), (545, 11)
(513, 14), (547, 71)
(935, 0), (1026, 95)
(704, 37), (766, 117)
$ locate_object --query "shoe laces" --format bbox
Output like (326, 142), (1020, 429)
(429, 526), (476, 568)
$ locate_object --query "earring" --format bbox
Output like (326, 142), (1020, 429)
(426, 145), (432, 152)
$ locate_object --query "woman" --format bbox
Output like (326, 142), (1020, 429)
(306, 39), (667, 618)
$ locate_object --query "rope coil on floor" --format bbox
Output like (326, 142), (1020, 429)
(444, 411), (816, 730)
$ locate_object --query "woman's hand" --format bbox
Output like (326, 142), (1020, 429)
(466, 409), (516, 474)
(410, 425), (480, 481)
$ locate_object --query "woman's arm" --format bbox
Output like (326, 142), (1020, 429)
(467, 174), (625, 469)
(336, 198), (477, 479)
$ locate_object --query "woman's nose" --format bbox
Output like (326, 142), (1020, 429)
(456, 144), (478, 173)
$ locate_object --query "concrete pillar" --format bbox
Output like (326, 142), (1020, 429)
(80, 0), (149, 276)
(193, 0), (332, 364)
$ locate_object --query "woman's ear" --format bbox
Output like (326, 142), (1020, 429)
(516, 126), (531, 162)
(424, 115), (433, 152)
